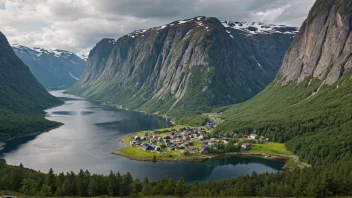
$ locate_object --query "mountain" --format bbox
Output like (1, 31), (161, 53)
(68, 16), (297, 117)
(0, 32), (63, 142)
(12, 45), (85, 88)
(215, 0), (352, 165)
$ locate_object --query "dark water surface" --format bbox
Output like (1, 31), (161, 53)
(0, 90), (285, 183)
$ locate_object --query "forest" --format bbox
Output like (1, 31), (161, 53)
(0, 159), (351, 197)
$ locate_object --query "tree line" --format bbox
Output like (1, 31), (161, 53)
(0, 158), (351, 197)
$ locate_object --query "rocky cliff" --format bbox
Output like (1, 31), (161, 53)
(277, 0), (352, 85)
(12, 45), (86, 88)
(215, 0), (352, 165)
(69, 16), (296, 117)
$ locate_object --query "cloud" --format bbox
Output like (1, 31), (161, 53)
(0, 0), (316, 54)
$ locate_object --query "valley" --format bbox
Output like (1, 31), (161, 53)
(0, 0), (351, 197)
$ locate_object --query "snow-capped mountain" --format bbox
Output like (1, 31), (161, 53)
(124, 16), (298, 39)
(221, 21), (299, 35)
(12, 44), (86, 88)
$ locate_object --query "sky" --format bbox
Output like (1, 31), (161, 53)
(0, 0), (316, 55)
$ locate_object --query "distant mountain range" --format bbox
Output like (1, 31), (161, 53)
(0, 32), (63, 142)
(68, 16), (297, 118)
(12, 44), (86, 89)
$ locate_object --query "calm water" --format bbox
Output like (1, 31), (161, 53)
(0, 90), (285, 183)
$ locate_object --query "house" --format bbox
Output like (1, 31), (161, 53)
(182, 151), (189, 155)
(155, 146), (161, 151)
(232, 132), (238, 137)
(200, 149), (208, 154)
(166, 142), (173, 147)
(142, 143), (153, 151)
(141, 136), (146, 141)
(134, 136), (141, 141)
(130, 141), (136, 146)
(198, 135), (204, 140)
(264, 137), (271, 142)
(250, 134), (258, 140)
(241, 143), (252, 149)
(243, 134), (249, 138)
(224, 140), (229, 144)
(135, 140), (141, 146)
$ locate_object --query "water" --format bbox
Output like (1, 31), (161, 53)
(0, 90), (285, 183)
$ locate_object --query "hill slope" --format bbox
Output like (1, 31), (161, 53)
(68, 17), (296, 118)
(0, 32), (63, 142)
(12, 45), (85, 88)
(215, 0), (352, 165)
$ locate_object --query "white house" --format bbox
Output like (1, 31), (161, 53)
(250, 134), (258, 139)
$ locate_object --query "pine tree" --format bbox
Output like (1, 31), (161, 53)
(76, 169), (87, 196)
(175, 177), (186, 197)
(164, 179), (176, 195)
(107, 171), (118, 196)
(45, 168), (56, 194)
(19, 178), (37, 196)
(39, 183), (52, 196)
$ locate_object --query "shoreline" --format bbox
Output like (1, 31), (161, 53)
(111, 149), (291, 163)
(0, 123), (64, 152)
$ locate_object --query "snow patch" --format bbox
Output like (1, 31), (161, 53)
(69, 73), (80, 81)
(221, 21), (298, 35)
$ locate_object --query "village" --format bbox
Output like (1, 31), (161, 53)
(122, 124), (274, 159)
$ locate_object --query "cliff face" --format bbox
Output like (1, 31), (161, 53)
(12, 45), (85, 88)
(277, 0), (352, 85)
(69, 17), (296, 117)
(215, 0), (352, 165)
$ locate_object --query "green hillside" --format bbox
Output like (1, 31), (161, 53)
(0, 32), (63, 142)
(215, 77), (352, 165)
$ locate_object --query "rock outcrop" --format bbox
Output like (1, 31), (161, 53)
(276, 0), (352, 85)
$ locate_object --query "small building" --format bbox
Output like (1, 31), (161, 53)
(142, 143), (153, 151)
(130, 141), (136, 146)
(155, 146), (161, 151)
(198, 135), (204, 140)
(241, 143), (252, 150)
(134, 136), (141, 141)
(182, 151), (189, 155)
(141, 136), (146, 141)
(250, 134), (258, 140)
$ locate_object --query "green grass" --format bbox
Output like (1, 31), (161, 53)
(117, 146), (207, 161)
(247, 142), (293, 156)
(285, 158), (299, 170)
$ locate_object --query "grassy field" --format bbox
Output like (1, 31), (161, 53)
(247, 142), (293, 156)
(117, 146), (207, 161)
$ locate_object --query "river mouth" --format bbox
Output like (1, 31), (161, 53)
(0, 90), (285, 183)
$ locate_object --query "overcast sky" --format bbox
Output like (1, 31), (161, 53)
(0, 0), (316, 54)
